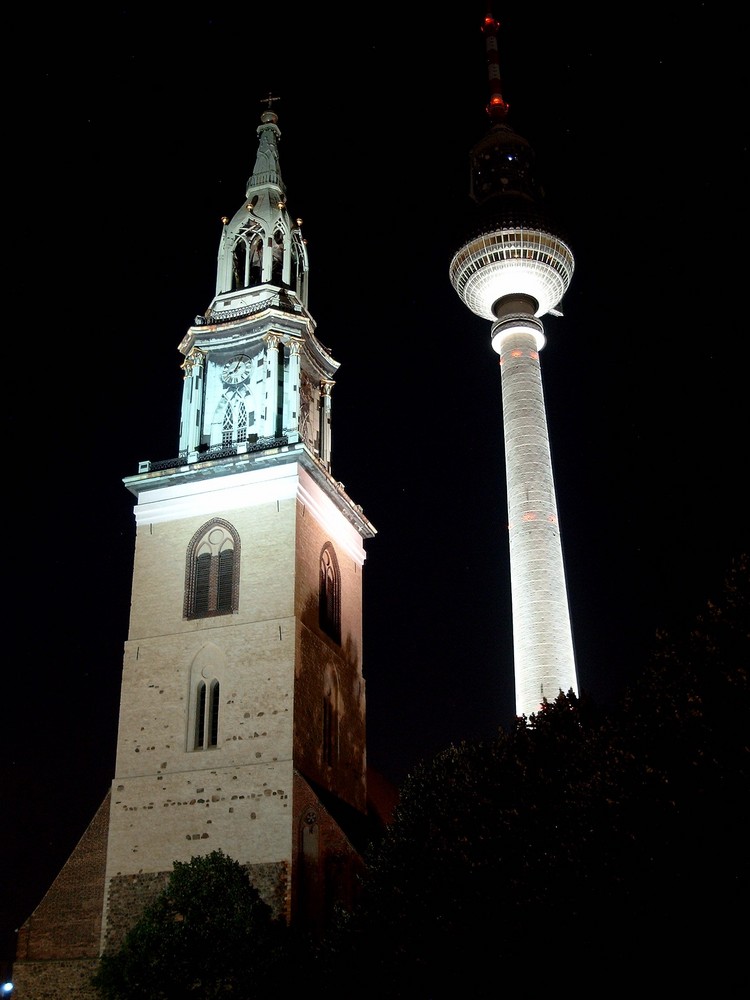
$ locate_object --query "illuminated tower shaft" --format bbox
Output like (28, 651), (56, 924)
(494, 306), (576, 715)
(450, 10), (579, 717)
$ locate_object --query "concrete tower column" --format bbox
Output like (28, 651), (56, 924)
(492, 303), (577, 716)
(449, 10), (580, 720)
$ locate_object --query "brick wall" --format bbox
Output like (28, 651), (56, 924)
(15, 795), (109, 962)
(12, 796), (110, 998)
(11, 958), (101, 999)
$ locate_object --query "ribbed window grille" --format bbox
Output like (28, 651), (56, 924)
(194, 553), (211, 617)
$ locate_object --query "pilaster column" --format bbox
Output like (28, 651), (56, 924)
(319, 380), (335, 470)
(285, 338), (303, 442)
(263, 334), (281, 438)
(178, 347), (206, 458)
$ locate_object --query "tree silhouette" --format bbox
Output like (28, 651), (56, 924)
(322, 553), (749, 998)
(92, 850), (289, 999)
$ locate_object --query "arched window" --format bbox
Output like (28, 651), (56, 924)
(193, 680), (220, 750)
(185, 520), (240, 619)
(231, 228), (264, 289)
(187, 645), (224, 752)
(319, 543), (341, 644)
(237, 401), (248, 443)
(215, 396), (256, 449)
(222, 407), (234, 447)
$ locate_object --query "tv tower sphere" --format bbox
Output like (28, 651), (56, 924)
(450, 11), (579, 718)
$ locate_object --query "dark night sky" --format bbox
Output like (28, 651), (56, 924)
(3, 2), (747, 963)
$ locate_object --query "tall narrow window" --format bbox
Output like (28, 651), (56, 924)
(193, 678), (220, 750)
(209, 680), (220, 747)
(222, 407), (233, 447)
(319, 543), (341, 643)
(237, 401), (248, 443)
(187, 644), (225, 753)
(185, 520), (241, 619)
(195, 682), (206, 748)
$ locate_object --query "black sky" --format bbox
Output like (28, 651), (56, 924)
(3, 1), (747, 963)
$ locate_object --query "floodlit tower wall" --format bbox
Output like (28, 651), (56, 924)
(496, 323), (577, 715)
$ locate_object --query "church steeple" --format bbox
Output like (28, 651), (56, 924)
(212, 100), (309, 315)
(174, 101), (344, 479)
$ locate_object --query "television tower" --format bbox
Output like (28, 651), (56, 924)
(449, 10), (579, 717)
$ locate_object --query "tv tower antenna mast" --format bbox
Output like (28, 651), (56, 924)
(449, 9), (579, 718)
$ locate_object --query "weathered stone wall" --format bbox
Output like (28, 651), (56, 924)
(102, 870), (170, 954)
(126, 489), (297, 641)
(102, 859), (289, 954)
(104, 494), (298, 908)
(11, 958), (101, 999)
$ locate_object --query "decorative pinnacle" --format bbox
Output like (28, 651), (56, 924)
(482, 8), (509, 121)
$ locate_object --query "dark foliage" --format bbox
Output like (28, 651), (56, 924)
(91, 850), (290, 999)
(319, 553), (749, 998)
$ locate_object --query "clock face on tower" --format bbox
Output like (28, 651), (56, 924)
(221, 354), (252, 385)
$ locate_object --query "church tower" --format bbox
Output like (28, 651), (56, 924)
(12, 102), (376, 996)
(103, 102), (376, 941)
(450, 11), (579, 717)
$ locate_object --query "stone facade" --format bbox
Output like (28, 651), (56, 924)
(10, 958), (101, 1000)
(12, 459), (375, 995)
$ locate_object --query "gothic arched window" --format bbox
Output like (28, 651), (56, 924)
(187, 644), (225, 752)
(319, 543), (341, 644)
(194, 678), (221, 750)
(231, 226), (264, 290)
(222, 407), (234, 448)
(185, 519), (240, 619)
(216, 397), (255, 449)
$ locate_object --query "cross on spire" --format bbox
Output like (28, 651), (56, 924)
(261, 92), (280, 111)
